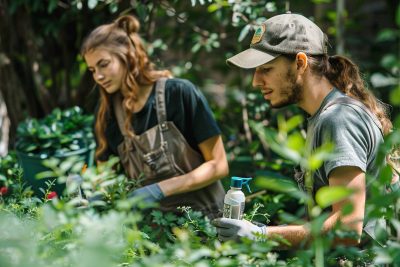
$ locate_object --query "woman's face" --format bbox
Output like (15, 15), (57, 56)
(85, 48), (125, 94)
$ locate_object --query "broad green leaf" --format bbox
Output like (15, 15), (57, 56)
(100, 179), (118, 187)
(47, 0), (58, 13)
(35, 171), (56, 180)
(394, 116), (400, 129)
(238, 24), (251, 42)
(390, 85), (400, 105)
(279, 212), (307, 224)
(109, 2), (118, 13)
(69, 144), (81, 150)
(116, 199), (134, 210)
(41, 141), (53, 149)
(315, 186), (354, 208)
(306, 142), (335, 170)
(381, 54), (398, 69)
(71, 161), (85, 173)
(286, 115), (304, 133)
(191, 43), (201, 53)
(250, 121), (302, 163)
(23, 144), (39, 152)
(310, 212), (329, 235)
(341, 202), (354, 216)
(188, 248), (213, 262)
(88, 0), (98, 9)
(286, 132), (305, 151)
(60, 160), (74, 173)
(255, 175), (297, 193)
(379, 165), (393, 185)
(370, 73), (398, 88)
(208, 3), (222, 13)
(42, 158), (60, 168)
(307, 155), (325, 170)
(374, 253), (394, 265)
(376, 29), (398, 42)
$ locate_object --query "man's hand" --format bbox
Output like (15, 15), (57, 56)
(212, 218), (267, 241)
(128, 183), (164, 203)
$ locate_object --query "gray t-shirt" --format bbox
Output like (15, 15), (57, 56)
(300, 88), (383, 197)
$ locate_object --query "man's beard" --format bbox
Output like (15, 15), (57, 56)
(270, 69), (303, 108)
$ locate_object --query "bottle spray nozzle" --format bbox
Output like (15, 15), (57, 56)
(230, 177), (252, 193)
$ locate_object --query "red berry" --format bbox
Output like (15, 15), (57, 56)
(0, 186), (8, 196)
(46, 191), (58, 199)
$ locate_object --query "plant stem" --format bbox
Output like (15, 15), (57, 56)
(315, 237), (324, 267)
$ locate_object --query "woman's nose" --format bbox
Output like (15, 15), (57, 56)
(95, 72), (105, 81)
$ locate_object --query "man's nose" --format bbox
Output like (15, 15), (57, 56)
(252, 70), (263, 88)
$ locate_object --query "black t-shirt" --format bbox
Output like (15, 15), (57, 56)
(98, 78), (221, 161)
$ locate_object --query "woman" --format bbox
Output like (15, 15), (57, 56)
(81, 15), (228, 218)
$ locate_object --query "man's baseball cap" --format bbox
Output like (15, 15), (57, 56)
(227, 13), (328, 69)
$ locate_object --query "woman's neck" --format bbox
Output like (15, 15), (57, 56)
(132, 83), (154, 113)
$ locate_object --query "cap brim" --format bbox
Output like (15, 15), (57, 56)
(226, 48), (280, 69)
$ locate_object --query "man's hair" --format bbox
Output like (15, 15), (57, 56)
(283, 54), (392, 135)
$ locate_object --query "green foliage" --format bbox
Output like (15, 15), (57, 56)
(251, 113), (400, 266)
(1, 1), (399, 266)
(16, 106), (94, 156)
(0, 152), (19, 184)
(1, 122), (400, 266)
(0, 155), (285, 267)
(315, 186), (354, 209)
(369, 5), (399, 110)
(0, 153), (28, 203)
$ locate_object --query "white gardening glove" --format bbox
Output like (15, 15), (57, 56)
(212, 218), (267, 241)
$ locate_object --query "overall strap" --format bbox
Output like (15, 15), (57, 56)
(155, 78), (168, 123)
(323, 96), (383, 136)
(112, 93), (132, 137)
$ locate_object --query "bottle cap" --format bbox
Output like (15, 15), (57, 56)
(230, 176), (252, 193)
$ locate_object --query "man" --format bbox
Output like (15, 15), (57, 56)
(212, 12), (393, 247)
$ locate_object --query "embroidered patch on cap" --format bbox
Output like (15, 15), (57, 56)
(251, 24), (265, 44)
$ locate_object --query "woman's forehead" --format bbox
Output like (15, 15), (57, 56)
(85, 48), (112, 64)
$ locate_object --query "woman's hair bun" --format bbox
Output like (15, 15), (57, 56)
(115, 15), (140, 34)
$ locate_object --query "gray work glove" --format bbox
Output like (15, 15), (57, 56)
(128, 183), (164, 204)
(212, 218), (267, 241)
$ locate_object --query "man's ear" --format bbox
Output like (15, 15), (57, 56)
(296, 52), (308, 74)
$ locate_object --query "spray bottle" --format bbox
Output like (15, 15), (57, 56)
(223, 177), (252, 220)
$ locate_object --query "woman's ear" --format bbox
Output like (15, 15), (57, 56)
(296, 52), (308, 74)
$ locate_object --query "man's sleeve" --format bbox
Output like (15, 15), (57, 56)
(319, 105), (370, 176)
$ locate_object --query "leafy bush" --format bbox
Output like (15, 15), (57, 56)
(1, 114), (399, 266)
(15, 107), (94, 157)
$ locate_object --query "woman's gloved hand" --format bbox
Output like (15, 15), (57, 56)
(128, 183), (164, 203)
(212, 218), (267, 241)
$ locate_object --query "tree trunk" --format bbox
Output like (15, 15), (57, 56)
(0, 91), (10, 156)
(0, 0), (58, 147)
(0, 0), (30, 147)
(15, 7), (55, 115)
(336, 0), (345, 54)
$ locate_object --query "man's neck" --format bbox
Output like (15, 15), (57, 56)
(298, 75), (334, 116)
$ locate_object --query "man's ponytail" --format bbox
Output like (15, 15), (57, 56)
(309, 55), (392, 135)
